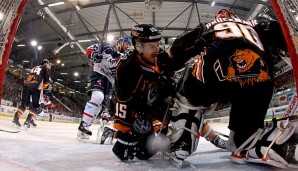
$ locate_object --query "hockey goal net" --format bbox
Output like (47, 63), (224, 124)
(0, 0), (28, 105)
(270, 0), (298, 89)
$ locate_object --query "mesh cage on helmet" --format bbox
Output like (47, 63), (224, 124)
(131, 24), (161, 44)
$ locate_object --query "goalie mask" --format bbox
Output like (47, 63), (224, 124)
(41, 59), (51, 69)
(215, 9), (238, 19)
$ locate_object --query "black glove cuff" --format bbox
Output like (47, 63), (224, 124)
(116, 132), (137, 146)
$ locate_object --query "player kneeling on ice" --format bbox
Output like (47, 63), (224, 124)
(77, 41), (122, 141)
(168, 9), (298, 169)
(112, 24), (227, 165)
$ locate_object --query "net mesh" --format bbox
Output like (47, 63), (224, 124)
(275, 0), (298, 55)
(0, 0), (22, 65)
(0, 0), (28, 105)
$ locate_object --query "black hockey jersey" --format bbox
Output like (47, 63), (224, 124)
(114, 50), (172, 133)
(170, 18), (287, 86)
(24, 65), (51, 90)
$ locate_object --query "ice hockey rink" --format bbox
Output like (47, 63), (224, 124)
(0, 116), (289, 171)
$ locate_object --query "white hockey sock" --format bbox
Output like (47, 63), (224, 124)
(82, 102), (100, 125)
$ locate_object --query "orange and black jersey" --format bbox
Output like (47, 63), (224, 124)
(24, 65), (51, 90)
(114, 50), (172, 133)
(170, 19), (287, 80)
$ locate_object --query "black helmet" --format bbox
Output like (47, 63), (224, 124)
(131, 24), (161, 45)
(41, 59), (49, 65)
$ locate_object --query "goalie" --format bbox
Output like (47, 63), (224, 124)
(168, 9), (298, 168)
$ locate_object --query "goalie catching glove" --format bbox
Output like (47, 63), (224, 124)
(112, 131), (138, 161)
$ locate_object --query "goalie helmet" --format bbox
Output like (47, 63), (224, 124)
(41, 59), (51, 69)
(41, 59), (49, 65)
(215, 9), (238, 19)
(131, 24), (161, 45)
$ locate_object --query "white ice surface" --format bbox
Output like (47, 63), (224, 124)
(0, 116), (283, 171)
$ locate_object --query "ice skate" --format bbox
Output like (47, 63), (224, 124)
(99, 126), (114, 144)
(12, 112), (21, 128)
(30, 119), (37, 128)
(77, 121), (92, 141)
(23, 114), (33, 130)
(164, 151), (184, 168)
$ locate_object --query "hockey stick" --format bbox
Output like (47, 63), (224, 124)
(51, 95), (73, 111)
(157, 60), (194, 136)
(216, 131), (229, 138)
(0, 129), (20, 133)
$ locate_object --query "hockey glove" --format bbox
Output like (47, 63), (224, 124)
(90, 51), (103, 63)
(152, 119), (162, 133)
(46, 84), (53, 91)
(112, 131), (138, 161)
(158, 71), (177, 96)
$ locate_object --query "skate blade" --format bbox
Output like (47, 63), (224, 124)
(22, 125), (30, 131)
(30, 124), (37, 128)
(164, 152), (183, 168)
(77, 131), (91, 142)
(11, 123), (21, 129)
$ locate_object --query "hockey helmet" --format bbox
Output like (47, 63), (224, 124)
(41, 59), (50, 65)
(117, 36), (132, 45)
(215, 9), (238, 19)
(131, 24), (161, 45)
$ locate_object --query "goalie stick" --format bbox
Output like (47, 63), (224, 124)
(0, 129), (20, 133)
(51, 95), (73, 112)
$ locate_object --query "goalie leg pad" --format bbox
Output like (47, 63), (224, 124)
(167, 95), (204, 160)
(231, 116), (298, 169)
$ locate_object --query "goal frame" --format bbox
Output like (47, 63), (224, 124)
(270, 0), (298, 92)
(0, 0), (28, 105)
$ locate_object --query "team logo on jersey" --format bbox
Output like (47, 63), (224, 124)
(147, 87), (158, 106)
(214, 49), (269, 87)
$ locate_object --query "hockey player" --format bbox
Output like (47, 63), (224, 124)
(104, 36), (132, 114)
(115, 36), (132, 54)
(169, 9), (297, 168)
(112, 24), (227, 162)
(12, 59), (51, 129)
(77, 41), (122, 140)
(30, 87), (53, 127)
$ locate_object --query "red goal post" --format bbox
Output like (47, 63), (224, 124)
(0, 0), (28, 105)
(270, 0), (298, 90)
